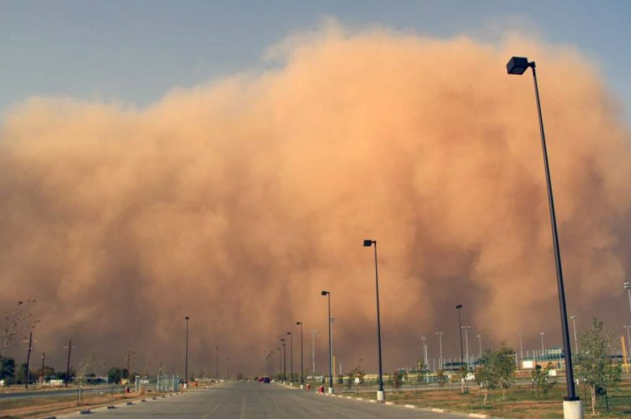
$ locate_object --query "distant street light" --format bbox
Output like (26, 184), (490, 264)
(184, 316), (189, 386)
(436, 332), (444, 369)
(570, 316), (578, 353)
(519, 333), (524, 361)
(311, 329), (317, 378)
(540, 332), (545, 355)
(456, 305), (464, 365)
(296, 322), (304, 388)
(281, 338), (286, 382)
(287, 331), (294, 385)
(506, 56), (581, 418)
(624, 326), (631, 365)
(321, 291), (334, 394)
(462, 326), (471, 367)
(624, 283), (631, 327)
(363, 239), (385, 402)
(215, 346), (219, 381)
(477, 334), (482, 359)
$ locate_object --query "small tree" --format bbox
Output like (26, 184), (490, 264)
(0, 357), (16, 384)
(436, 369), (447, 389)
(531, 363), (556, 397)
(476, 342), (516, 404)
(575, 318), (622, 415)
(107, 367), (125, 384)
(390, 370), (404, 390)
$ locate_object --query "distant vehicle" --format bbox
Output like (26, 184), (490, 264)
(263, 377), (271, 383)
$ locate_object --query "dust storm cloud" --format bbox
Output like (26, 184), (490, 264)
(1, 24), (631, 375)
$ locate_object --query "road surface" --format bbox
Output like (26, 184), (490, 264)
(58, 382), (469, 419)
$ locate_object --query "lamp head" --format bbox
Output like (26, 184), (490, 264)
(456, 304), (463, 309)
(287, 332), (291, 335)
(625, 282), (630, 290)
(506, 56), (531, 75)
(363, 239), (374, 247)
(296, 321), (302, 325)
(185, 316), (189, 320)
(321, 291), (329, 296)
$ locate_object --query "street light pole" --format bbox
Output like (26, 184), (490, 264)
(507, 56), (581, 419)
(540, 332), (545, 355)
(215, 346), (219, 381)
(456, 305), (464, 365)
(184, 316), (189, 387)
(477, 334), (482, 359)
(570, 316), (578, 353)
(436, 332), (444, 369)
(287, 332), (293, 385)
(519, 333), (524, 361)
(624, 326), (631, 365)
(462, 326), (471, 367)
(363, 239), (385, 402)
(321, 291), (333, 394)
(296, 322), (304, 388)
(281, 338), (286, 382)
(624, 282), (631, 326)
(311, 329), (317, 378)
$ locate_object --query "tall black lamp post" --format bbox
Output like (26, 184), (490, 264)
(287, 331), (294, 385)
(506, 56), (582, 419)
(296, 322), (304, 388)
(184, 316), (190, 386)
(321, 290), (334, 394)
(363, 239), (385, 402)
(455, 305), (464, 364)
(215, 346), (219, 381)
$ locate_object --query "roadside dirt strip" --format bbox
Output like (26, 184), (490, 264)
(42, 390), (203, 419)
(316, 392), (492, 419)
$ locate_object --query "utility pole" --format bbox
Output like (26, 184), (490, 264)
(24, 332), (33, 389)
(64, 340), (75, 387)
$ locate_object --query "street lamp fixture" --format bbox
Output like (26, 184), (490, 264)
(506, 55), (582, 419)
(363, 239), (385, 402)
(321, 291), (334, 394)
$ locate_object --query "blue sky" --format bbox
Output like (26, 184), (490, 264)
(2, 0), (630, 120)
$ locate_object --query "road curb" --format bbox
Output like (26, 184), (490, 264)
(344, 396), (492, 419)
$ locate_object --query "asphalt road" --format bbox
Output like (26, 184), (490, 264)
(58, 382), (470, 419)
